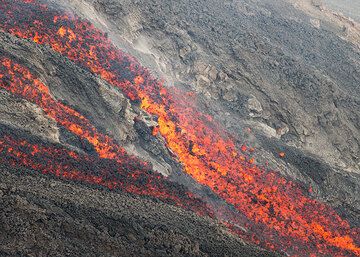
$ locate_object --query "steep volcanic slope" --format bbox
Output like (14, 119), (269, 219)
(0, 54), (214, 216)
(0, 32), (268, 256)
(75, 0), (360, 227)
(83, 0), (360, 172)
(0, 0), (359, 256)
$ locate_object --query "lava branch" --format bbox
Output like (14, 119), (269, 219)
(0, 1), (359, 256)
(0, 128), (213, 216)
(0, 57), (147, 168)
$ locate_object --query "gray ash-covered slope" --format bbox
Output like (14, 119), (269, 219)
(324, 0), (360, 22)
(85, 0), (360, 172)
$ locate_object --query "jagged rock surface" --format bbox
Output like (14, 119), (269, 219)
(0, 167), (278, 257)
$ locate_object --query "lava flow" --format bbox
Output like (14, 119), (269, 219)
(0, 0), (359, 256)
(0, 56), (146, 168)
(0, 55), (213, 216)
(0, 126), (212, 216)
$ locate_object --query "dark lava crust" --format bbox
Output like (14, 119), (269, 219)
(0, 167), (278, 257)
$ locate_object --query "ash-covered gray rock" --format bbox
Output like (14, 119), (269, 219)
(84, 0), (360, 173)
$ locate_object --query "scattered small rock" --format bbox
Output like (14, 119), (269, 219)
(310, 19), (321, 29)
(247, 95), (263, 115)
(276, 125), (289, 137)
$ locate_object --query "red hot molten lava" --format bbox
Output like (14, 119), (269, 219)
(0, 129), (212, 216)
(0, 1), (359, 256)
(0, 56), (214, 217)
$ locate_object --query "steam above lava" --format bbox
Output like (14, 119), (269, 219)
(0, 0), (359, 256)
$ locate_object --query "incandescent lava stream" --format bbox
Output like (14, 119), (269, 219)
(0, 0), (359, 256)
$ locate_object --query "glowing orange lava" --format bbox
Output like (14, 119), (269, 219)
(0, 56), (213, 217)
(0, 57), (140, 165)
(0, 1), (359, 256)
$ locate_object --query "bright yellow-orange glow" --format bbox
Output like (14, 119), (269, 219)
(0, 57), (213, 217)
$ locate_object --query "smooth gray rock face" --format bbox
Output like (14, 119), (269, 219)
(0, 90), (60, 142)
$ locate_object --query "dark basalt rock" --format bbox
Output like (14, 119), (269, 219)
(0, 167), (279, 257)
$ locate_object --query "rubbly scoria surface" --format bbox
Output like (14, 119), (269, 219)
(0, 0), (359, 256)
